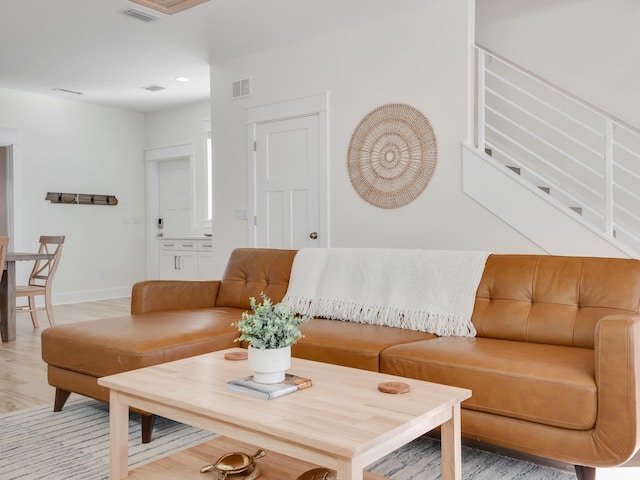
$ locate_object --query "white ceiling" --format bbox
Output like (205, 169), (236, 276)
(0, 0), (427, 113)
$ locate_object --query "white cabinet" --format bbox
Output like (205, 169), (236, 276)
(159, 238), (213, 280)
(197, 239), (215, 280)
(160, 250), (181, 280)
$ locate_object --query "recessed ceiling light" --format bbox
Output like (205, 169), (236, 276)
(175, 77), (191, 82)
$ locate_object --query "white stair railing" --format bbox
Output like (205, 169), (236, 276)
(475, 45), (640, 253)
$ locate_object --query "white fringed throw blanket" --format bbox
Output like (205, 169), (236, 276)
(283, 248), (490, 337)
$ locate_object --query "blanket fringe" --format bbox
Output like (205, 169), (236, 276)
(285, 295), (477, 337)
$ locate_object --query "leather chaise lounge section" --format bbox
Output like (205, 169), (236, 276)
(42, 249), (298, 442)
(41, 248), (640, 478)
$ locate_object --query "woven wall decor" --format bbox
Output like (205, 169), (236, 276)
(347, 103), (437, 209)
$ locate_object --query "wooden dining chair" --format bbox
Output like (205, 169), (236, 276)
(0, 236), (9, 345)
(16, 235), (65, 328)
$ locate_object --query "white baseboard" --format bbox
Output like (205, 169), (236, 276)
(49, 287), (131, 306)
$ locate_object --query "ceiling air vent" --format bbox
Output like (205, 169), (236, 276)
(232, 78), (252, 99)
(129, 0), (210, 16)
(141, 84), (165, 92)
(52, 87), (84, 96)
(123, 8), (161, 22)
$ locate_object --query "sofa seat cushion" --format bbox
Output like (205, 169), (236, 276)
(380, 337), (596, 430)
(42, 308), (241, 378)
(292, 319), (436, 371)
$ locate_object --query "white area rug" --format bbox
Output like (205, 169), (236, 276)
(0, 398), (577, 479)
(0, 398), (216, 480)
(369, 435), (576, 480)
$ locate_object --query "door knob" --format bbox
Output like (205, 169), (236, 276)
(309, 232), (318, 240)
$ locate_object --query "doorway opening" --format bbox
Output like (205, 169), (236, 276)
(144, 143), (196, 279)
(0, 147), (9, 237)
(0, 127), (21, 251)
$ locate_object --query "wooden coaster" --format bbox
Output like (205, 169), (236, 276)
(378, 382), (410, 394)
(224, 351), (248, 361)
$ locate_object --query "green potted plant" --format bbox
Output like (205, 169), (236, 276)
(233, 293), (310, 383)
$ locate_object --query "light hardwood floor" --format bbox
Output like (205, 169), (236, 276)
(0, 298), (130, 414)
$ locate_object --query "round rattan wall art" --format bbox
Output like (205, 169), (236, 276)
(347, 103), (437, 209)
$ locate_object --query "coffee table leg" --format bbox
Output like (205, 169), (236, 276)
(109, 390), (130, 479)
(336, 458), (362, 480)
(440, 403), (462, 480)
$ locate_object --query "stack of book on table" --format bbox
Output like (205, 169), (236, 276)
(227, 374), (312, 399)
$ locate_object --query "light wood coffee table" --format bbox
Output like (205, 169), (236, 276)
(98, 348), (471, 480)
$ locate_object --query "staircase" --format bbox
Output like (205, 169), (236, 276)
(465, 45), (640, 257)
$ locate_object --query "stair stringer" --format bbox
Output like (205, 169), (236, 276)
(462, 144), (633, 258)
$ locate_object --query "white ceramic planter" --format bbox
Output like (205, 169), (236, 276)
(247, 345), (291, 384)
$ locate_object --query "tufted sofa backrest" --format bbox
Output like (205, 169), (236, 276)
(472, 254), (640, 348)
(216, 248), (298, 309)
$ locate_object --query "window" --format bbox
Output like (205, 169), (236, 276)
(206, 132), (212, 221)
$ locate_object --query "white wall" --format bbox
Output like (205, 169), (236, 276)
(477, 0), (640, 128)
(209, 0), (542, 276)
(0, 87), (146, 303)
(1, 2), (628, 301)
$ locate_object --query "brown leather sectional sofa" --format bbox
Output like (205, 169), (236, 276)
(41, 248), (640, 479)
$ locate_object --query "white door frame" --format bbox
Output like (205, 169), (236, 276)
(246, 92), (330, 247)
(0, 127), (22, 251)
(144, 143), (196, 279)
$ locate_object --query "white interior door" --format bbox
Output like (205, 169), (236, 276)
(158, 158), (191, 237)
(255, 115), (320, 249)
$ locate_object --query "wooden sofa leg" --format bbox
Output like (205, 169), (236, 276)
(141, 414), (155, 444)
(53, 388), (72, 412)
(575, 465), (596, 480)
